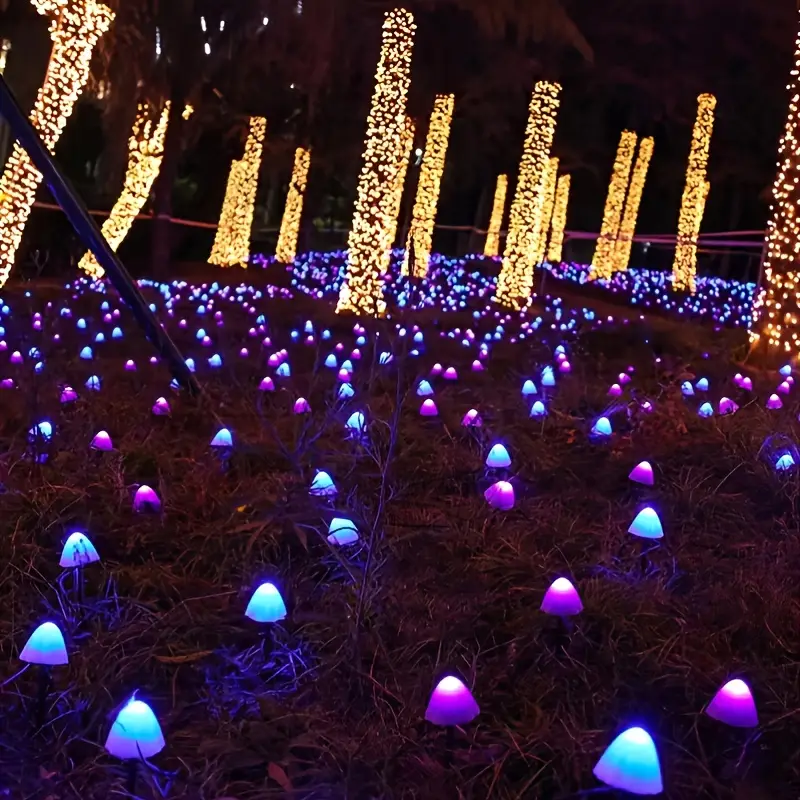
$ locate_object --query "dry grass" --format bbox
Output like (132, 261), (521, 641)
(0, 278), (797, 800)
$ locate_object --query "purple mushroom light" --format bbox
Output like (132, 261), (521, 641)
(152, 397), (171, 416)
(133, 485), (161, 514)
(484, 480), (515, 510)
(90, 430), (113, 451)
(424, 675), (480, 730)
(20, 621), (68, 725)
(485, 443), (511, 469)
(718, 397), (738, 416)
(591, 416), (613, 438)
(461, 409), (482, 427)
(705, 678), (758, 728)
(629, 461), (654, 486)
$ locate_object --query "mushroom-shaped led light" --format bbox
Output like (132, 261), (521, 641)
(416, 380), (434, 397)
(484, 480), (514, 510)
(327, 517), (359, 546)
(245, 582), (287, 623)
(530, 400), (547, 418)
(424, 676), (480, 726)
(592, 417), (612, 437)
(60, 532), (100, 568)
(461, 409), (482, 427)
(420, 399), (438, 417)
(540, 578), (583, 616)
(210, 428), (233, 448)
(485, 443), (511, 469)
(628, 508), (663, 539)
(91, 430), (113, 451)
(133, 485), (161, 513)
(705, 678), (758, 728)
(593, 726), (663, 795)
(20, 622), (68, 666)
(310, 470), (337, 496)
(105, 697), (166, 760)
(629, 461), (654, 486)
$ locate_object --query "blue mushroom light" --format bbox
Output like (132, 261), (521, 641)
(593, 726), (663, 795)
(245, 582), (287, 623)
(486, 443), (511, 469)
(628, 508), (664, 539)
(20, 622), (68, 666)
(60, 531), (100, 568)
(105, 697), (166, 760)
(210, 428), (233, 448)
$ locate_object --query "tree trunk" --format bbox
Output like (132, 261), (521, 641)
(150, 83), (186, 276)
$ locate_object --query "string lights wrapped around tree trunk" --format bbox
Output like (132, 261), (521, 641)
(613, 136), (654, 273)
(79, 103), (171, 279)
(495, 81), (561, 310)
(672, 94), (716, 293)
(337, 8), (416, 316)
(483, 174), (508, 257)
(752, 18), (800, 353)
(590, 130), (637, 281)
(275, 147), (311, 264)
(0, 0), (114, 287)
(533, 156), (559, 265)
(209, 116), (267, 268)
(547, 174), (570, 263)
(403, 93), (455, 278)
(384, 116), (415, 255)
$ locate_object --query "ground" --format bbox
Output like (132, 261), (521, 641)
(0, 267), (797, 800)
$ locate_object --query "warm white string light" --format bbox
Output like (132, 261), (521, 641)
(403, 93), (454, 278)
(590, 130), (637, 281)
(484, 174), (508, 257)
(751, 19), (800, 355)
(532, 156), (559, 265)
(613, 136), (654, 273)
(275, 146), (311, 264)
(385, 116), (415, 254)
(79, 103), (170, 278)
(672, 94), (716, 293)
(208, 116), (267, 267)
(495, 81), (561, 309)
(546, 173), (570, 263)
(337, 8), (416, 316)
(0, 0), (114, 287)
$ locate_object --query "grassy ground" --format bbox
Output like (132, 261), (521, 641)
(0, 275), (798, 799)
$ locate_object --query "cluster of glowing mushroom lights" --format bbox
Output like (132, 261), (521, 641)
(0, 256), (789, 796)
